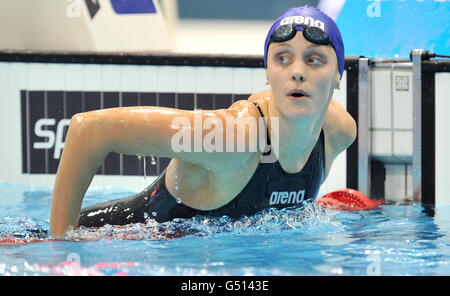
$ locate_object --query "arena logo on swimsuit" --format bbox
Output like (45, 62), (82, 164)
(279, 15), (325, 31)
(269, 190), (305, 205)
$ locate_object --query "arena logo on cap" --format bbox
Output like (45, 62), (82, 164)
(279, 16), (325, 31)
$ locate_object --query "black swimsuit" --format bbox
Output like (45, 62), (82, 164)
(78, 102), (326, 227)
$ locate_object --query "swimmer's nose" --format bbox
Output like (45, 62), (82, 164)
(292, 74), (305, 83)
(291, 61), (306, 83)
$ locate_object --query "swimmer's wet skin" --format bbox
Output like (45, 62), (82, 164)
(50, 5), (356, 238)
(78, 102), (325, 227)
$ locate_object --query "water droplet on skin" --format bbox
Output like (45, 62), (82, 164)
(143, 156), (147, 180)
(174, 185), (179, 191)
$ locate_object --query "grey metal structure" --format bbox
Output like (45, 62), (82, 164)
(411, 49), (425, 204)
(357, 58), (371, 196)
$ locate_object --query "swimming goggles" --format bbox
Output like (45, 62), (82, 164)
(270, 24), (335, 51)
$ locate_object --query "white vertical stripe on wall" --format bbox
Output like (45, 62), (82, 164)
(83, 64), (102, 91)
(27, 63), (46, 90)
(138, 65), (158, 92)
(101, 64), (121, 91)
(63, 64), (83, 90)
(119, 65), (140, 92)
(213, 67), (233, 94)
(157, 66), (176, 92)
(435, 73), (450, 206)
(176, 66), (195, 93)
(44, 64), (64, 90)
(194, 67), (214, 93)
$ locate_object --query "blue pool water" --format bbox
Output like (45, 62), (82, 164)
(0, 181), (449, 276)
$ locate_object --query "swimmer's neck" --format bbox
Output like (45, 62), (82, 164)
(267, 99), (327, 164)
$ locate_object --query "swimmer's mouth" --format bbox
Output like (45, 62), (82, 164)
(287, 89), (309, 99)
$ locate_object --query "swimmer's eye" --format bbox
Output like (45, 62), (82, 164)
(277, 54), (291, 65)
(306, 57), (323, 65)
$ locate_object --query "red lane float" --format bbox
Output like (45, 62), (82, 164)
(0, 234), (50, 246)
(317, 188), (384, 211)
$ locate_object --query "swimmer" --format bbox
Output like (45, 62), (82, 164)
(50, 6), (356, 238)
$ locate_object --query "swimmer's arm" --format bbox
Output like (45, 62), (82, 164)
(50, 104), (259, 237)
(50, 113), (112, 238)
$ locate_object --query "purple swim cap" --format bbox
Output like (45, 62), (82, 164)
(264, 6), (345, 79)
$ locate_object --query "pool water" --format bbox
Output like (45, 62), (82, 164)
(0, 181), (449, 276)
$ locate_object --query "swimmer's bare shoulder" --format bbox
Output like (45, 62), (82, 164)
(323, 98), (357, 177)
(247, 90), (271, 117)
(248, 89), (271, 104)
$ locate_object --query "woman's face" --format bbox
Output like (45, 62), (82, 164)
(266, 32), (340, 119)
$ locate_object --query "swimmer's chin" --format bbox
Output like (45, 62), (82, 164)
(280, 106), (317, 119)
